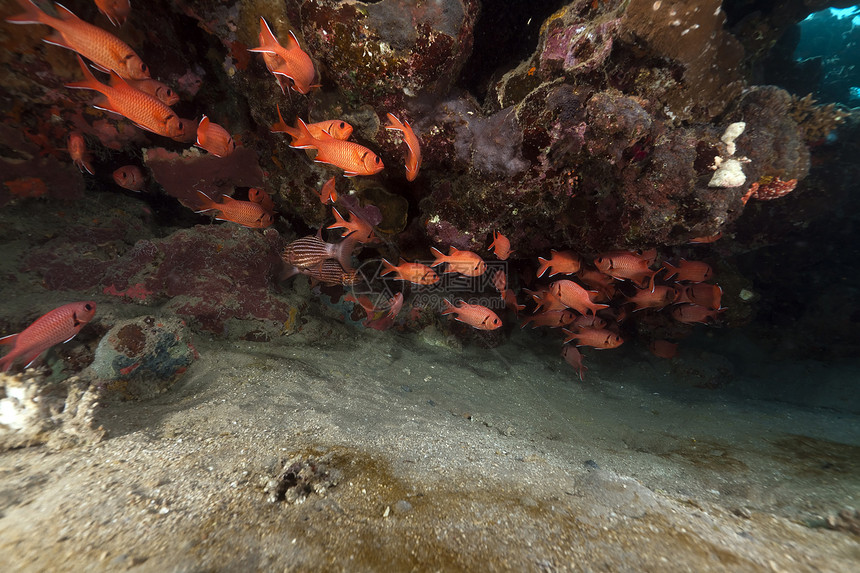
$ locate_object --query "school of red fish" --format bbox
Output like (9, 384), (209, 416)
(2, 1), (727, 378)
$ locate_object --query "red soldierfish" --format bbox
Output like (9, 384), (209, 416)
(327, 208), (376, 243)
(249, 17), (316, 95)
(384, 113), (421, 181)
(387, 292), (404, 320)
(66, 56), (186, 139)
(441, 299), (502, 330)
(537, 250), (581, 277)
(195, 115), (236, 157)
(112, 165), (145, 191)
(594, 251), (656, 288)
(67, 131), (93, 175)
(562, 345), (587, 381)
(562, 327), (623, 349)
(662, 259), (713, 283)
(195, 191), (274, 228)
(626, 285), (676, 311)
(110, 76), (179, 106)
(0, 301), (96, 372)
(430, 246), (487, 277)
(503, 289), (525, 316)
(316, 177), (338, 205)
(670, 304), (722, 324)
(272, 104), (352, 142)
(248, 188), (274, 212)
(550, 280), (609, 316)
(489, 231), (513, 260)
(674, 283), (723, 311)
(93, 0), (131, 27)
(380, 259), (439, 285)
(7, 0), (149, 79)
(288, 118), (384, 177)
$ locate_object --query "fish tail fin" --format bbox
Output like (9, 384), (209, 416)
(379, 258), (397, 277)
(661, 261), (679, 280)
(590, 302), (610, 315)
(333, 237), (357, 271)
(279, 262), (301, 282)
(288, 118), (318, 149)
(271, 104), (300, 141)
(64, 56), (106, 94)
(429, 246), (445, 267)
(6, 0), (47, 25)
(536, 256), (551, 278)
(327, 207), (349, 231)
(74, 157), (94, 175)
(440, 298), (457, 316)
(194, 190), (217, 212)
(562, 329), (578, 345)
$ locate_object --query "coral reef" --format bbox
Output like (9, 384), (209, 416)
(100, 225), (296, 336)
(788, 93), (848, 143)
(300, 0), (480, 108)
(0, 371), (104, 451)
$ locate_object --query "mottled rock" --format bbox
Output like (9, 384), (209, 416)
(91, 316), (196, 400)
(301, 0), (480, 107)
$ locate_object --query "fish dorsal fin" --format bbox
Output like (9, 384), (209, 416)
(109, 71), (131, 89)
(199, 115), (210, 131)
(254, 17), (282, 52)
(285, 30), (302, 52)
(54, 3), (80, 22)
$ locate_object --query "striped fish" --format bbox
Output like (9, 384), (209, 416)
(282, 235), (356, 271)
(282, 259), (358, 286)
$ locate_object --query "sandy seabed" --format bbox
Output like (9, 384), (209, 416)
(1, 324), (858, 572)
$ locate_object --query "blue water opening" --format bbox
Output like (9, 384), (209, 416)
(794, 6), (860, 104)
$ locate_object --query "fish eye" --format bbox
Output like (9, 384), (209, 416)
(84, 303), (93, 311)
(339, 122), (345, 128)
(141, 63), (148, 72)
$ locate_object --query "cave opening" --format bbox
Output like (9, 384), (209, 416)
(792, 6), (860, 105)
